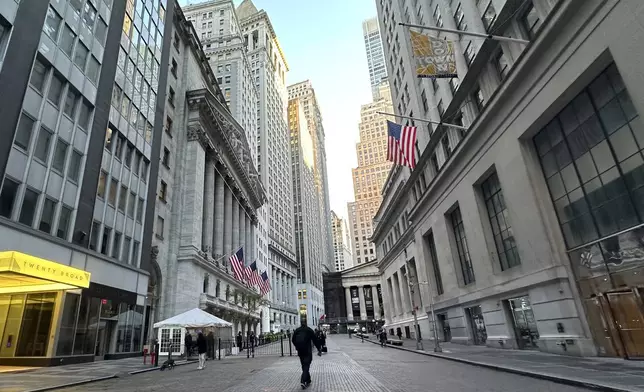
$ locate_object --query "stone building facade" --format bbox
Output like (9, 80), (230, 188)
(374, 0), (644, 358)
(152, 5), (265, 337)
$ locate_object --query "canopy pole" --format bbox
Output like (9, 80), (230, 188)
(377, 111), (468, 131)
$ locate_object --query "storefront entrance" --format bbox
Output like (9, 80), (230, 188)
(508, 297), (540, 349)
(465, 306), (487, 345)
(585, 289), (644, 359)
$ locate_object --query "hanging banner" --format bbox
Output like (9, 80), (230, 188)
(410, 30), (458, 79)
(350, 287), (360, 317)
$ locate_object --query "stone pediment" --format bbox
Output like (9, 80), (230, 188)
(341, 261), (380, 278)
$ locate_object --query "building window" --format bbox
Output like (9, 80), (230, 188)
(421, 89), (428, 112)
(89, 221), (100, 250)
(425, 232), (444, 295)
(132, 241), (140, 263)
(112, 231), (121, 259)
(60, 25), (76, 57)
(534, 63), (643, 249)
(162, 147), (170, 167)
(450, 207), (475, 285)
(165, 116), (173, 135)
(67, 150), (82, 182)
(159, 181), (167, 201)
(74, 43), (89, 70)
(173, 32), (180, 51)
(52, 139), (69, 173)
(44, 7), (62, 40)
(118, 185), (127, 212)
(482, 172), (520, 270)
(57, 205), (72, 240)
(47, 73), (64, 107)
(521, 2), (541, 40)
(433, 4), (443, 27)
(136, 198), (144, 223)
(101, 227), (111, 255)
(38, 198), (56, 234)
(108, 178), (118, 205)
(481, 1), (497, 31)
(171, 58), (177, 77)
(14, 114), (35, 151)
(453, 3), (467, 31)
(0, 178), (19, 218)
(122, 236), (131, 262)
(86, 57), (100, 84)
(437, 99), (444, 117)
(30, 59), (48, 94)
(168, 87), (175, 106)
(19, 188), (39, 226)
(494, 49), (510, 81)
(63, 88), (79, 118)
(34, 127), (53, 163)
(463, 41), (475, 65)
(156, 215), (164, 238)
(473, 86), (484, 113)
(78, 101), (92, 130)
(97, 171), (107, 198)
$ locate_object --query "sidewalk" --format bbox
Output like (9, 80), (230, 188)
(363, 336), (644, 392)
(0, 357), (194, 392)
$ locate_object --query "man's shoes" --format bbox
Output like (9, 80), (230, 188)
(301, 382), (307, 389)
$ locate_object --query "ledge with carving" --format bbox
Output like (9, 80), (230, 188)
(186, 89), (266, 210)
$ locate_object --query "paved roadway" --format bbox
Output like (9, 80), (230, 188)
(57, 335), (592, 392)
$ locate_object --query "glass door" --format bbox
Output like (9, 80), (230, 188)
(509, 297), (540, 349)
(466, 306), (487, 345)
(584, 296), (623, 357)
(606, 290), (644, 359)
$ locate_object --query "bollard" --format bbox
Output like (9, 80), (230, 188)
(289, 338), (292, 357)
(154, 343), (160, 367)
(280, 335), (284, 357)
(247, 337), (250, 358)
(218, 338), (221, 360)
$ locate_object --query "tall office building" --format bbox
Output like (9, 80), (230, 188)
(236, 0), (298, 333)
(0, 0), (173, 365)
(151, 4), (265, 340)
(348, 81), (393, 265)
(331, 210), (352, 271)
(288, 97), (326, 327)
(288, 81), (334, 275)
(362, 17), (388, 100)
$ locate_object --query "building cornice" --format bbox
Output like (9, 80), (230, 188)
(371, 177), (407, 242)
(376, 226), (414, 272)
(268, 242), (297, 266)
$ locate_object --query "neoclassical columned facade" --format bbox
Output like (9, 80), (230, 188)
(151, 8), (266, 340)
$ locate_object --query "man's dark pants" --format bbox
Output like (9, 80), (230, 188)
(299, 352), (313, 384)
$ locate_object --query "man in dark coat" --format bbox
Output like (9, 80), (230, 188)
(196, 331), (208, 370)
(292, 321), (321, 389)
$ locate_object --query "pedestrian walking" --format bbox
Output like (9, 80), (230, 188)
(379, 328), (387, 347)
(236, 331), (243, 352)
(292, 320), (322, 389)
(196, 331), (208, 370)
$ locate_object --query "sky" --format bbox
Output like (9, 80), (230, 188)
(180, 0), (377, 221)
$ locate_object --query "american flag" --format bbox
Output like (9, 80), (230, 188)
(245, 261), (262, 288)
(229, 247), (246, 281)
(387, 120), (417, 169)
(259, 271), (271, 296)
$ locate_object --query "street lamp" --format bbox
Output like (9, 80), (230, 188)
(417, 280), (442, 353)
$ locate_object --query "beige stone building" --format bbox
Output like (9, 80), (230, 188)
(348, 82), (393, 266)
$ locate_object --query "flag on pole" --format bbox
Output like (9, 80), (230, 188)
(245, 261), (262, 287)
(259, 271), (271, 296)
(409, 30), (457, 79)
(387, 120), (417, 169)
(229, 247), (246, 281)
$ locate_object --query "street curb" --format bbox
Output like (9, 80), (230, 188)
(364, 339), (639, 392)
(128, 359), (196, 374)
(23, 375), (118, 392)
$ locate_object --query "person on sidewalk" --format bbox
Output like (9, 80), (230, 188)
(292, 320), (321, 389)
(196, 331), (208, 370)
(236, 331), (243, 352)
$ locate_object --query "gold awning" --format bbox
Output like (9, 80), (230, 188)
(0, 251), (91, 294)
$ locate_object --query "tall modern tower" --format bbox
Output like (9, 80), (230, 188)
(288, 97), (326, 327)
(0, 0), (174, 365)
(348, 81), (393, 265)
(331, 210), (352, 271)
(362, 17), (388, 100)
(236, 0), (298, 333)
(288, 81), (334, 275)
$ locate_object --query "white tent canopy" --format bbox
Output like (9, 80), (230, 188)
(153, 308), (233, 328)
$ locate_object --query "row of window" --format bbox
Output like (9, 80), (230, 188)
(89, 219), (140, 264)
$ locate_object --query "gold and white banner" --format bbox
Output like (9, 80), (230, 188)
(410, 30), (458, 79)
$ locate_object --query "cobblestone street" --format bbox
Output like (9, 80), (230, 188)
(51, 336), (594, 392)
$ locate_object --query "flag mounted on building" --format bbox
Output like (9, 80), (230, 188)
(409, 30), (457, 79)
(245, 261), (262, 288)
(259, 271), (271, 296)
(229, 247), (246, 282)
(387, 120), (417, 169)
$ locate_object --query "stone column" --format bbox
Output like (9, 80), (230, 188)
(359, 286), (367, 321)
(202, 158), (215, 254)
(251, 220), (256, 265)
(232, 196), (240, 250)
(214, 172), (225, 258)
(345, 287), (353, 321)
(224, 185), (233, 256)
(396, 273), (409, 315)
(181, 131), (206, 250)
(391, 275), (402, 316)
(239, 205), (246, 254)
(245, 214), (251, 261)
(372, 286), (381, 320)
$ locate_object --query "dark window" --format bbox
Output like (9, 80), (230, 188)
(162, 147), (170, 167)
(101, 227), (111, 255)
(112, 231), (121, 259)
(78, 100), (92, 130)
(19, 188), (39, 226)
(74, 42), (89, 69)
(30, 59), (48, 93)
(0, 178), (19, 218)
(63, 88), (79, 118)
(473, 86), (484, 113)
(481, 1), (497, 30)
(14, 114), (35, 151)
(171, 58), (177, 77)
(57, 205), (72, 239)
(124, 144), (134, 168)
(44, 6), (62, 40)
(521, 2), (541, 40)
(168, 87), (175, 106)
(534, 63), (643, 249)
(127, 192), (136, 217)
(34, 127), (53, 162)
(60, 25), (76, 57)
(136, 198), (144, 223)
(482, 172), (520, 270)
(132, 241), (140, 263)
(86, 57), (100, 84)
(425, 232), (444, 295)
(97, 171), (107, 198)
(118, 185), (127, 212)
(450, 207), (475, 285)
(67, 150), (82, 182)
(494, 49), (509, 81)
(115, 134), (124, 158)
(108, 178), (118, 205)
(156, 215), (164, 238)
(123, 237), (131, 262)
(52, 139), (68, 173)
(159, 181), (167, 201)
(39, 198), (56, 233)
(89, 221), (100, 250)
(453, 3), (467, 31)
(95, 18), (107, 45)
(48, 73), (64, 107)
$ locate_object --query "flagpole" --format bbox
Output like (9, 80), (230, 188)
(377, 111), (468, 131)
(399, 22), (530, 44)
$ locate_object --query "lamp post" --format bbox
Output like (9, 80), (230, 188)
(416, 281), (442, 353)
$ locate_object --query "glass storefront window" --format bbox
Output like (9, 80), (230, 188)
(73, 296), (101, 355)
(56, 293), (80, 356)
(16, 293), (57, 356)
